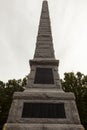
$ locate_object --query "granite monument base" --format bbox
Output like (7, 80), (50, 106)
(6, 123), (84, 130)
(6, 89), (85, 130)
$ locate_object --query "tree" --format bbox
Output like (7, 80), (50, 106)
(61, 72), (87, 130)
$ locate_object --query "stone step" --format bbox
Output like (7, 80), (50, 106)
(6, 123), (84, 130)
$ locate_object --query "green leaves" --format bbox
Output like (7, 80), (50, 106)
(0, 77), (26, 130)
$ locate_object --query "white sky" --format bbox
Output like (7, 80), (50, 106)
(0, 0), (87, 82)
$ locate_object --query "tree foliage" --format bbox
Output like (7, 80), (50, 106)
(0, 77), (27, 130)
(61, 72), (87, 130)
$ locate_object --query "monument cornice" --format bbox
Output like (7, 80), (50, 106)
(29, 59), (59, 66)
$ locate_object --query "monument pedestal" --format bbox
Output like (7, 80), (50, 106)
(6, 90), (84, 130)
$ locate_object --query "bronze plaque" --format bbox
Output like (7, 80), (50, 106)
(22, 103), (66, 118)
(34, 68), (54, 84)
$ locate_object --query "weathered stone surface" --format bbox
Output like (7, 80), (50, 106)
(34, 0), (54, 58)
(13, 91), (75, 100)
(6, 123), (84, 130)
(7, 91), (81, 124)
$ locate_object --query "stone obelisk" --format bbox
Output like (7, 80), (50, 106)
(5, 1), (85, 130)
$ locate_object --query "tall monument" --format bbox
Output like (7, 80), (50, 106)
(6, 1), (84, 130)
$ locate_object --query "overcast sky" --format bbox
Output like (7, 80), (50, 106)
(0, 0), (87, 82)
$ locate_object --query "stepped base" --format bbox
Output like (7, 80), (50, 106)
(6, 91), (84, 130)
(6, 123), (84, 130)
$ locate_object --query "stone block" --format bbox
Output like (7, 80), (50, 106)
(6, 123), (85, 130)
